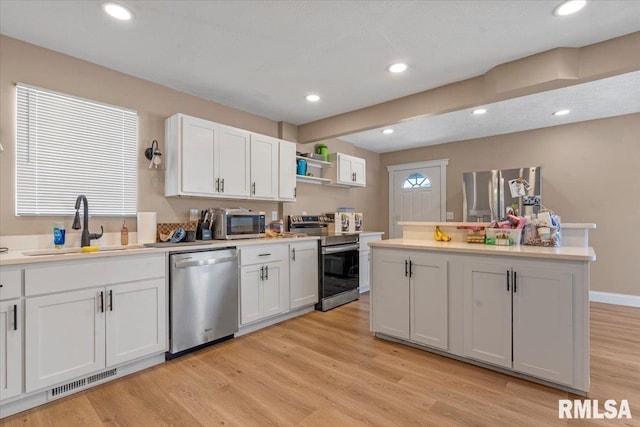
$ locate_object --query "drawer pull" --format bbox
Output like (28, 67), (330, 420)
(258, 253), (271, 257)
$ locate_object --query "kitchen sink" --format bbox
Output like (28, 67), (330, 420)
(22, 245), (143, 256)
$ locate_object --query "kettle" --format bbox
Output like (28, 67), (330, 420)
(315, 143), (328, 161)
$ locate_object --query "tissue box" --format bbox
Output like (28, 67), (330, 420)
(328, 212), (352, 233)
(353, 213), (363, 232)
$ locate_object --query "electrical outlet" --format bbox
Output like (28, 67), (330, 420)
(271, 211), (278, 221)
(446, 211), (454, 220)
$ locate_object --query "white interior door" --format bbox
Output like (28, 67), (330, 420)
(388, 160), (447, 238)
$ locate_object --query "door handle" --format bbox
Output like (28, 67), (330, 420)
(265, 265), (269, 280)
(292, 248), (296, 261)
(405, 260), (408, 277)
(221, 178), (225, 193)
(109, 290), (113, 311)
(13, 304), (18, 331)
(409, 260), (413, 278)
(513, 271), (517, 293)
(506, 270), (510, 291)
(260, 266), (264, 281)
(99, 291), (104, 313)
(215, 178), (220, 192)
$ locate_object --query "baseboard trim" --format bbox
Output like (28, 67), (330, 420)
(590, 291), (640, 308)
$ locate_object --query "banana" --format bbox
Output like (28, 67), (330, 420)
(434, 226), (443, 241)
(434, 226), (452, 242)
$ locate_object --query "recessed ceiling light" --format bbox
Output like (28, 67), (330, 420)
(472, 108), (487, 115)
(553, 0), (587, 16)
(388, 63), (408, 73)
(305, 94), (320, 102)
(103, 2), (134, 20)
(382, 129), (394, 135)
(553, 109), (571, 116)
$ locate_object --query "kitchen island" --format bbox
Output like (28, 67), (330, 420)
(369, 222), (595, 394)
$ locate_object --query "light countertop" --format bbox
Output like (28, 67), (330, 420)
(0, 236), (322, 267)
(369, 238), (596, 262)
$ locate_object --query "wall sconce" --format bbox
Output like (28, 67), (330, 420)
(144, 140), (162, 169)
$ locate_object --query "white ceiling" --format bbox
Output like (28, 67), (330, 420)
(1, 1), (640, 151)
(341, 71), (640, 153)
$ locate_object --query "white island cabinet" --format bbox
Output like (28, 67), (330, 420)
(370, 233), (594, 394)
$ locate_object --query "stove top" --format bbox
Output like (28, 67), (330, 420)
(288, 215), (358, 246)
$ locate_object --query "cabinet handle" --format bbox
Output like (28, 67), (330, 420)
(265, 265), (269, 280)
(405, 260), (408, 277)
(292, 248), (296, 261)
(99, 291), (104, 313)
(513, 271), (517, 293)
(506, 270), (510, 291)
(221, 178), (225, 193)
(409, 260), (413, 278)
(13, 304), (18, 331)
(252, 182), (256, 195)
(0, 284), (3, 287)
(258, 253), (271, 257)
(109, 290), (113, 311)
(260, 266), (264, 281)
(215, 178), (220, 192)
(294, 187), (296, 197)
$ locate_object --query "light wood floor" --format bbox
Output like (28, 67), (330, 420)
(2, 295), (639, 426)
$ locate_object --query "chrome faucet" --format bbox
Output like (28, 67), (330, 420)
(71, 195), (103, 247)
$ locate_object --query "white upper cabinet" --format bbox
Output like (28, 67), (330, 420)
(167, 114), (217, 196)
(278, 140), (297, 201)
(165, 113), (294, 200)
(217, 125), (251, 197)
(328, 153), (366, 187)
(249, 134), (279, 199)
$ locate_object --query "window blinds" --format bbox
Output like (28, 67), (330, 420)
(16, 84), (138, 216)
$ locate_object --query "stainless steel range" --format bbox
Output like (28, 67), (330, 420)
(288, 215), (359, 311)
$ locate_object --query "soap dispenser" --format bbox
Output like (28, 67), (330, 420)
(121, 220), (129, 246)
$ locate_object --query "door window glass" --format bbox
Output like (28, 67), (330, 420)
(402, 173), (432, 189)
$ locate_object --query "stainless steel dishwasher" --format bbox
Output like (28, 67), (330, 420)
(168, 248), (238, 357)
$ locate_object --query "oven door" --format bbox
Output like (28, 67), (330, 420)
(321, 243), (360, 299)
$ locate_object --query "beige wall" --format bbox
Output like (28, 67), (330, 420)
(381, 113), (640, 296)
(0, 36), (379, 237)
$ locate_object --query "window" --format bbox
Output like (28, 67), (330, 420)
(16, 84), (138, 216)
(402, 173), (432, 189)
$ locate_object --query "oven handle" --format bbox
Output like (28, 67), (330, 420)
(321, 243), (360, 254)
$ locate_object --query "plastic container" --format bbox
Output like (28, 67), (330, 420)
(53, 222), (66, 248)
(486, 228), (522, 246)
(296, 159), (307, 176)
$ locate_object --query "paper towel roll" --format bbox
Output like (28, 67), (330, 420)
(137, 212), (157, 244)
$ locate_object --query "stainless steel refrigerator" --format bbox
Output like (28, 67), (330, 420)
(462, 167), (541, 222)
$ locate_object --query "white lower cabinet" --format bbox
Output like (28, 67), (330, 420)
(359, 234), (382, 293)
(372, 249), (448, 349)
(240, 262), (285, 325)
(463, 259), (575, 385)
(105, 279), (166, 367)
(289, 241), (318, 310)
(25, 289), (106, 392)
(23, 254), (167, 394)
(0, 299), (22, 400)
(239, 245), (289, 326)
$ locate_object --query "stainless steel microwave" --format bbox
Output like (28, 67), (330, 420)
(213, 208), (266, 240)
